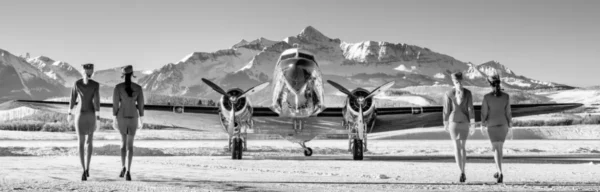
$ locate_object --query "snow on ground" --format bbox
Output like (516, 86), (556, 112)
(2, 125), (599, 141)
(546, 89), (600, 105)
(1, 128), (600, 191)
(1, 139), (599, 157)
(2, 124), (600, 141)
(502, 77), (532, 87)
(374, 95), (432, 106)
(0, 106), (37, 122)
(394, 64), (418, 73)
(1, 155), (599, 192)
(368, 125), (600, 140)
(433, 73), (445, 79)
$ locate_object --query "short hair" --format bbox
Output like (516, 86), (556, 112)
(451, 72), (463, 81)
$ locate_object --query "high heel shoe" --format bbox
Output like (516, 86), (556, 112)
(494, 172), (499, 179)
(81, 171), (87, 181)
(497, 173), (503, 183)
(126, 171), (131, 181)
(459, 173), (466, 183)
(119, 167), (126, 178)
(85, 169), (90, 177)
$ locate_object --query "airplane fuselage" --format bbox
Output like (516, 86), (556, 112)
(270, 49), (325, 118)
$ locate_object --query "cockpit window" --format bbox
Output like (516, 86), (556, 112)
(280, 53), (296, 61)
(298, 53), (315, 63)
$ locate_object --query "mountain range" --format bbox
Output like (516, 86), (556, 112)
(0, 26), (573, 104)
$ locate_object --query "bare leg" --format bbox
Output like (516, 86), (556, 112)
(452, 139), (464, 173)
(78, 134), (86, 171)
(460, 139), (468, 172)
(86, 133), (94, 171)
(493, 142), (504, 174)
(120, 134), (127, 168)
(126, 135), (135, 172)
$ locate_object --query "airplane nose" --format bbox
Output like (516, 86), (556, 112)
(281, 59), (317, 92)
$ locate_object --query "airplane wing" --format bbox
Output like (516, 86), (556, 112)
(369, 103), (584, 133)
(252, 103), (583, 135)
(5, 100), (223, 132)
(3, 100), (583, 133)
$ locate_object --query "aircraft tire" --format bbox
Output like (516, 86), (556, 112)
(304, 147), (313, 157)
(353, 139), (363, 160)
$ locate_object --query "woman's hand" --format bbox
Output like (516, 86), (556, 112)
(112, 116), (118, 130)
(479, 123), (484, 134)
(469, 123), (476, 135)
(443, 121), (449, 132)
(95, 114), (100, 130)
(138, 117), (144, 130)
(67, 113), (73, 124)
(469, 119), (476, 135)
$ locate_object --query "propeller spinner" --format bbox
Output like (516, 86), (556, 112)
(202, 78), (270, 134)
(326, 80), (395, 140)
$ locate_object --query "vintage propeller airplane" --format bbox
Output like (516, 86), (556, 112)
(6, 48), (582, 160)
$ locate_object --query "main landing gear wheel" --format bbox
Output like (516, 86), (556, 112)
(231, 138), (243, 160)
(352, 139), (363, 160)
(304, 147), (313, 157)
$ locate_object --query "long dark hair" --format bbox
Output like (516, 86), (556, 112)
(124, 73), (133, 97)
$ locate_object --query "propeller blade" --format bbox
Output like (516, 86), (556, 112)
(240, 82), (270, 98)
(326, 80), (354, 97)
(366, 81), (395, 99)
(201, 78), (228, 96)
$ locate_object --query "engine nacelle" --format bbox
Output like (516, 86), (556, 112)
(218, 88), (254, 133)
(342, 88), (376, 132)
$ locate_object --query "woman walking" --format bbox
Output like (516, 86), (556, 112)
(443, 72), (476, 183)
(68, 63), (100, 181)
(481, 73), (511, 183)
(112, 65), (145, 181)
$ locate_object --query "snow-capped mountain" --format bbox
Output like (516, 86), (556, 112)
(0, 49), (67, 102)
(476, 60), (560, 89)
(138, 26), (572, 101)
(26, 56), (81, 87)
(0, 26), (574, 103)
(93, 67), (151, 86)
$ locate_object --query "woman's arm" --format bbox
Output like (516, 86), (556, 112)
(506, 94), (512, 127)
(137, 88), (145, 117)
(481, 95), (489, 126)
(68, 82), (78, 114)
(112, 86), (120, 116)
(443, 92), (452, 125)
(93, 84), (100, 117)
(468, 91), (475, 123)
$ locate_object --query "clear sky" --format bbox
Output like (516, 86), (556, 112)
(0, 0), (598, 87)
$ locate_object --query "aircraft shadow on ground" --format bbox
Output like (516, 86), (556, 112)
(138, 178), (600, 188)
(234, 181), (600, 187)
(0, 147), (33, 156)
(250, 155), (600, 164)
(140, 179), (266, 192)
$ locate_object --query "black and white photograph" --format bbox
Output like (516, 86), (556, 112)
(0, 0), (599, 191)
